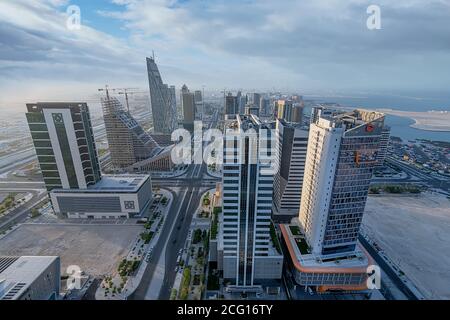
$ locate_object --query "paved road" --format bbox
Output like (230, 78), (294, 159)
(0, 189), (47, 233)
(387, 157), (449, 190)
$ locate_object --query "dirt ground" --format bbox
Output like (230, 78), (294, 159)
(363, 192), (450, 299)
(0, 223), (142, 277)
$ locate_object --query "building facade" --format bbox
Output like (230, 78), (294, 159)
(102, 96), (162, 169)
(26, 102), (101, 191)
(0, 256), (60, 300)
(376, 125), (391, 168)
(276, 100), (293, 122)
(50, 175), (152, 219)
(273, 119), (308, 222)
(218, 115), (283, 288)
(146, 57), (177, 134)
(300, 110), (385, 256)
(181, 84), (196, 132)
(225, 92), (239, 116)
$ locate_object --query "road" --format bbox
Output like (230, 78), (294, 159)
(0, 189), (47, 233)
(386, 157), (450, 193)
(128, 110), (220, 299)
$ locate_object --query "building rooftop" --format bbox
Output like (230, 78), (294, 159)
(280, 224), (371, 271)
(0, 256), (59, 300)
(52, 174), (150, 193)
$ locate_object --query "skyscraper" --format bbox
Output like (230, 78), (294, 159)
(194, 90), (203, 120)
(225, 92), (239, 116)
(181, 84), (196, 132)
(273, 119), (308, 222)
(218, 115), (283, 288)
(146, 57), (177, 134)
(279, 109), (383, 291)
(276, 100), (293, 122)
(26, 102), (153, 219)
(299, 109), (385, 256)
(376, 125), (391, 168)
(291, 104), (304, 124)
(252, 93), (261, 110)
(26, 102), (101, 191)
(101, 95), (161, 169)
(259, 97), (270, 116)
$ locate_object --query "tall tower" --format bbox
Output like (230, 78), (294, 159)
(26, 102), (101, 191)
(273, 119), (308, 222)
(299, 109), (385, 256)
(180, 84), (196, 132)
(225, 92), (238, 116)
(101, 96), (161, 169)
(146, 57), (177, 134)
(220, 115), (282, 287)
(276, 100), (293, 122)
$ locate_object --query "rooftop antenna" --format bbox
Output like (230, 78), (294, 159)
(152, 50), (155, 61)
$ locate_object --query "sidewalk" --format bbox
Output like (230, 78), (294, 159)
(95, 189), (173, 300)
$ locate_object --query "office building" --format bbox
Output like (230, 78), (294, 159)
(50, 174), (152, 219)
(225, 92), (239, 116)
(291, 104), (304, 124)
(245, 104), (259, 117)
(194, 90), (203, 120)
(101, 95), (162, 169)
(276, 100), (293, 122)
(146, 57), (177, 134)
(101, 95), (174, 172)
(252, 93), (261, 110)
(0, 256), (60, 300)
(181, 84), (196, 132)
(273, 119), (308, 222)
(26, 102), (154, 219)
(217, 115), (283, 289)
(376, 126), (391, 168)
(280, 109), (385, 291)
(238, 92), (247, 114)
(259, 97), (270, 117)
(26, 102), (101, 191)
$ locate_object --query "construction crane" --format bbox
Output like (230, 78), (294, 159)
(98, 86), (144, 112)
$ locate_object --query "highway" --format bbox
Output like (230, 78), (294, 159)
(386, 157), (450, 193)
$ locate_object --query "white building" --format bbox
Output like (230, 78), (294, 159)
(218, 115), (283, 288)
(50, 175), (152, 219)
(26, 102), (152, 219)
(0, 256), (60, 300)
(300, 109), (385, 256)
(273, 119), (308, 222)
(281, 109), (386, 292)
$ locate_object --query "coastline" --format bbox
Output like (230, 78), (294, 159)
(377, 109), (450, 132)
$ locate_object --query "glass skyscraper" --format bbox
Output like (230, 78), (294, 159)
(26, 102), (101, 191)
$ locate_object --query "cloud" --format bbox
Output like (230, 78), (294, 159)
(0, 0), (450, 106)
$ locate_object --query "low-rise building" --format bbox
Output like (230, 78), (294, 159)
(0, 256), (60, 300)
(50, 174), (152, 219)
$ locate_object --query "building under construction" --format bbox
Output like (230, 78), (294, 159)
(101, 95), (174, 172)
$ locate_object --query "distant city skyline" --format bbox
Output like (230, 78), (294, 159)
(1, 0), (450, 106)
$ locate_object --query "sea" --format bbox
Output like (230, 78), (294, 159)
(304, 92), (450, 143)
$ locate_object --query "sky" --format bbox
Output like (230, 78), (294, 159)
(1, 0), (450, 108)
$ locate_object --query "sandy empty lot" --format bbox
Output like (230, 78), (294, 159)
(363, 192), (450, 299)
(0, 223), (142, 277)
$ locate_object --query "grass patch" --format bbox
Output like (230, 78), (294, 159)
(270, 222), (282, 254)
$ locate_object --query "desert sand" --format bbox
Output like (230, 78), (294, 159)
(379, 109), (450, 132)
(362, 192), (450, 299)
